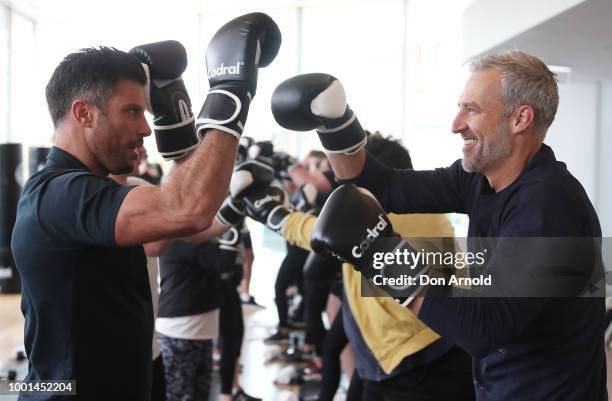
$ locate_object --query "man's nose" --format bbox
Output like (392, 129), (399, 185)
(141, 116), (152, 137)
(451, 112), (467, 134)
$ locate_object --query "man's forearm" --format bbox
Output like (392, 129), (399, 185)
(161, 130), (238, 231)
(327, 148), (366, 180)
(181, 218), (230, 245)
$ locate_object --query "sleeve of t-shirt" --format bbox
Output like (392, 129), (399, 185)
(281, 212), (316, 252)
(349, 153), (473, 214)
(417, 183), (587, 358)
(37, 171), (135, 247)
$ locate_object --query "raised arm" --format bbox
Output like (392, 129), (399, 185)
(115, 14), (282, 246)
(271, 73), (472, 214)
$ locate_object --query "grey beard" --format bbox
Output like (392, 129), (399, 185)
(462, 128), (512, 174)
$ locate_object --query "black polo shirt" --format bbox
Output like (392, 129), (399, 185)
(353, 144), (606, 401)
(11, 147), (153, 401)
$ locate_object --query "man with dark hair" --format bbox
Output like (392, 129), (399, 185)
(305, 149), (326, 167)
(12, 13), (281, 401)
(289, 150), (334, 194)
(365, 131), (412, 169)
(45, 46), (147, 129)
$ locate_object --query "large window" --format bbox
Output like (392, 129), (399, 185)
(0, 4), (8, 142)
(0, 1), (36, 144)
(9, 9), (35, 144)
(401, 0), (470, 170)
(24, 1), (473, 161)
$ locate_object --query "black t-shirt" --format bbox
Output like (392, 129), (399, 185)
(11, 147), (152, 401)
(157, 240), (221, 318)
(354, 144), (606, 401)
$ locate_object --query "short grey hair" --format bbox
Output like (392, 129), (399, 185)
(470, 50), (559, 140)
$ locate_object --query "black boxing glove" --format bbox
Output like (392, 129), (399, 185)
(196, 13), (282, 139)
(271, 73), (366, 154)
(290, 183), (318, 214)
(303, 252), (341, 282)
(229, 160), (276, 198)
(237, 136), (255, 163)
(241, 184), (292, 232)
(248, 140), (274, 160)
(216, 196), (245, 226)
(217, 227), (242, 280)
(271, 151), (297, 181)
(230, 160), (292, 231)
(311, 184), (433, 302)
(130, 40), (198, 160)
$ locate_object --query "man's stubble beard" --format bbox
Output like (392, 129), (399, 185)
(93, 114), (133, 175)
(462, 120), (513, 174)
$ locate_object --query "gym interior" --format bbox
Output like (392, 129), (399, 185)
(1, 0), (612, 400)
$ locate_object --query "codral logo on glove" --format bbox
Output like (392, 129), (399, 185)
(254, 194), (282, 208)
(351, 214), (388, 259)
(208, 62), (245, 78)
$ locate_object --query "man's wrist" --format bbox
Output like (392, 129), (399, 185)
(332, 148), (368, 183)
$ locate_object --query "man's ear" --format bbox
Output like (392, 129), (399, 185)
(70, 99), (94, 128)
(511, 105), (534, 134)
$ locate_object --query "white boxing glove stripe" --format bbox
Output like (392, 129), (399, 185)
(158, 141), (200, 157)
(322, 137), (368, 155)
(153, 115), (195, 131)
(197, 124), (242, 140)
(316, 112), (356, 133)
(267, 205), (291, 231)
(196, 90), (242, 125)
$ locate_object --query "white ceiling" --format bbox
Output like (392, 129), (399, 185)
(483, 0), (612, 82)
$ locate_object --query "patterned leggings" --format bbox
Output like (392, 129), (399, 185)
(157, 333), (213, 401)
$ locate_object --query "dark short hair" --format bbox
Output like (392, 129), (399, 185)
(45, 46), (146, 127)
(366, 130), (413, 169)
(306, 150), (327, 168)
(307, 150), (326, 160)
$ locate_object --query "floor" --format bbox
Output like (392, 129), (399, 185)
(3, 291), (612, 400)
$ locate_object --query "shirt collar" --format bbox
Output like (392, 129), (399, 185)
(46, 146), (90, 171)
(479, 143), (557, 195)
(522, 143), (556, 173)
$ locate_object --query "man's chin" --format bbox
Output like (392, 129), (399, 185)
(109, 163), (134, 176)
(461, 158), (479, 173)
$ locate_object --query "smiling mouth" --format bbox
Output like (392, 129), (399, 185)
(463, 138), (477, 145)
(129, 144), (145, 157)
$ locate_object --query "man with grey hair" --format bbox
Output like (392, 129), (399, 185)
(269, 50), (606, 400)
